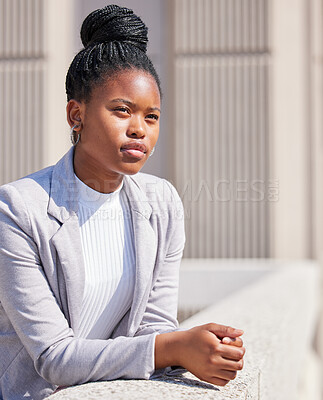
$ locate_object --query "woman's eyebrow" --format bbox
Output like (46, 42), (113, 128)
(111, 98), (133, 105)
(111, 98), (161, 113)
(148, 106), (161, 113)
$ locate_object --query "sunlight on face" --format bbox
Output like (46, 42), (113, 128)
(73, 69), (161, 191)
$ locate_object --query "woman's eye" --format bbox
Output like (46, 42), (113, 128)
(146, 114), (159, 121)
(114, 107), (129, 113)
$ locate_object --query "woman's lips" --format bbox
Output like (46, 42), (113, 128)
(121, 142), (147, 160)
(121, 148), (145, 159)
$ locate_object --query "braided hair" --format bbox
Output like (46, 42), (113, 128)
(66, 4), (161, 102)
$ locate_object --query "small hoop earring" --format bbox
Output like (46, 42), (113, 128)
(149, 147), (155, 158)
(70, 124), (81, 146)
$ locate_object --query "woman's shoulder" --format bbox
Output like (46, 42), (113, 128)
(0, 165), (54, 208)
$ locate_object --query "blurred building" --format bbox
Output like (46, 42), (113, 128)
(1, 0), (323, 261)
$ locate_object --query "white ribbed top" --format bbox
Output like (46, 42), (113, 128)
(74, 174), (136, 339)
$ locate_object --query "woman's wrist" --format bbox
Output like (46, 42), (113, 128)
(154, 330), (186, 369)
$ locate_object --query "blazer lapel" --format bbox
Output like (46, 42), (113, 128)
(47, 148), (85, 334)
(124, 176), (158, 336)
(50, 217), (85, 334)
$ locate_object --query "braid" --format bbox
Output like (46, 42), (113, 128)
(66, 4), (161, 102)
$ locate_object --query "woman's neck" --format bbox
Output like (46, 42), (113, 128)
(73, 149), (123, 194)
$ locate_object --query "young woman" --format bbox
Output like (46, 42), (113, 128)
(0, 5), (245, 400)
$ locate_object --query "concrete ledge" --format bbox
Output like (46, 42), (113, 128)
(50, 259), (320, 400)
(50, 370), (252, 400)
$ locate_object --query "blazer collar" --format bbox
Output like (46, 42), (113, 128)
(122, 175), (152, 219)
(47, 148), (154, 222)
(48, 147), (78, 222)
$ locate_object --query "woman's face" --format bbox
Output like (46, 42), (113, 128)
(72, 69), (160, 188)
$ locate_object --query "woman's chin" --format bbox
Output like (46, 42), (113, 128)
(119, 160), (147, 175)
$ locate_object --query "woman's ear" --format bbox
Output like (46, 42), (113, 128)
(66, 99), (84, 130)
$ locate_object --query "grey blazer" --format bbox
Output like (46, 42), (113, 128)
(0, 148), (185, 400)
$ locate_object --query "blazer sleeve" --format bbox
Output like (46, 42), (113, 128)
(0, 184), (157, 386)
(134, 180), (185, 337)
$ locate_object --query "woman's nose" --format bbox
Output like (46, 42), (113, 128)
(127, 115), (145, 138)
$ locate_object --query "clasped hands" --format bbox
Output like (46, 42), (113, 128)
(155, 323), (245, 386)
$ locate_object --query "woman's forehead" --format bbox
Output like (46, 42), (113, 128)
(92, 69), (161, 104)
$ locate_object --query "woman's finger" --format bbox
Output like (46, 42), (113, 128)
(220, 358), (244, 371)
(207, 323), (244, 338)
(221, 337), (243, 347)
(207, 377), (230, 387)
(218, 343), (245, 361)
(215, 369), (238, 381)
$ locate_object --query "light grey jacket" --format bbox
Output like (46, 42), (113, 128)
(0, 148), (185, 400)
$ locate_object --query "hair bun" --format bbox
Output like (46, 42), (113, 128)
(80, 4), (148, 52)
